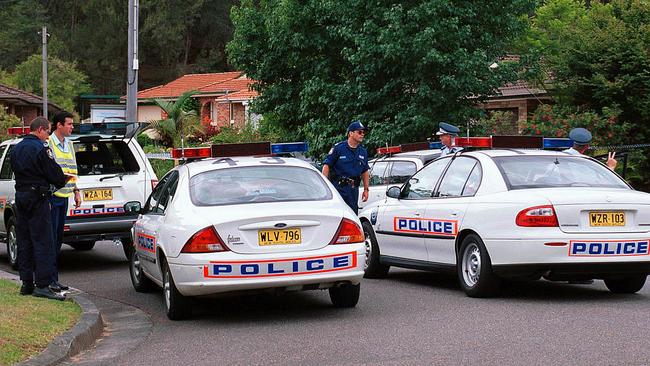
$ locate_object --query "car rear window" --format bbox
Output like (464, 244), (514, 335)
(74, 141), (140, 175)
(493, 156), (629, 190)
(190, 166), (333, 206)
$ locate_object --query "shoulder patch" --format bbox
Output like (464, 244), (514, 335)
(46, 148), (54, 159)
(328, 148), (334, 155)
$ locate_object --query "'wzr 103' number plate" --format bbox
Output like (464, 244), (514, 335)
(258, 228), (301, 246)
(589, 211), (625, 227)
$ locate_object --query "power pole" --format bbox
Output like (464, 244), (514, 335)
(40, 26), (49, 119)
(126, 0), (139, 122)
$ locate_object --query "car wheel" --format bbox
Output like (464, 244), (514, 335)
(362, 222), (389, 278)
(329, 283), (360, 308)
(122, 237), (135, 260)
(129, 250), (154, 293)
(604, 275), (647, 294)
(6, 216), (18, 270)
(69, 241), (95, 251)
(162, 258), (192, 320)
(457, 233), (500, 298)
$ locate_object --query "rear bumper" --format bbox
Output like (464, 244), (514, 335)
(63, 215), (137, 243)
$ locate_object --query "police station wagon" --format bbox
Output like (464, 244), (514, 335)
(2, 123), (157, 268)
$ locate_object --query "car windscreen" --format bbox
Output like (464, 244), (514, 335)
(189, 166), (333, 206)
(493, 155), (629, 190)
(74, 141), (140, 175)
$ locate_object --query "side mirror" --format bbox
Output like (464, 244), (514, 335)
(124, 201), (142, 214)
(386, 186), (401, 199)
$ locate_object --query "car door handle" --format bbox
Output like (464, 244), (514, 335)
(414, 213), (421, 216)
(450, 212), (459, 217)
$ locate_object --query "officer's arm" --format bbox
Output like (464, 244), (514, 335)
(322, 147), (339, 178)
(322, 165), (330, 178)
(37, 149), (66, 189)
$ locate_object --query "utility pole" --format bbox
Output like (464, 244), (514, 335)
(126, 0), (139, 122)
(40, 26), (49, 119)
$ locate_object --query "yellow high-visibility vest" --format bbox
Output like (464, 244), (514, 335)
(48, 135), (78, 198)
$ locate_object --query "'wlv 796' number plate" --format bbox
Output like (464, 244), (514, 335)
(258, 228), (301, 245)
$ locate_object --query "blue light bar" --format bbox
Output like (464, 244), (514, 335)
(429, 142), (443, 149)
(543, 138), (573, 149)
(271, 142), (309, 154)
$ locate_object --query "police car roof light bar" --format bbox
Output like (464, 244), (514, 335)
(270, 142), (309, 154)
(454, 137), (492, 148)
(170, 147), (211, 159)
(543, 138), (573, 149)
(8, 126), (30, 135)
(377, 145), (402, 155)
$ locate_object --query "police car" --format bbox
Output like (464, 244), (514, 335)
(125, 142), (365, 320)
(1, 123), (157, 268)
(360, 136), (650, 297)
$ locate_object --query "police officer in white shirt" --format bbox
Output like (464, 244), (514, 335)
(436, 122), (463, 156)
(564, 127), (617, 170)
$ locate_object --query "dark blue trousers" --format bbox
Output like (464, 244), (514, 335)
(15, 191), (55, 288)
(335, 184), (359, 214)
(49, 195), (68, 283)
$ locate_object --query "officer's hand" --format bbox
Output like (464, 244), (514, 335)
(607, 151), (617, 170)
(362, 190), (369, 202)
(74, 191), (82, 208)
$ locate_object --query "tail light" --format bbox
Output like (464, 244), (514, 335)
(330, 218), (365, 244)
(181, 226), (229, 253)
(516, 205), (559, 227)
(151, 179), (158, 190)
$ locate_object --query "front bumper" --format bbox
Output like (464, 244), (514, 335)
(168, 244), (365, 297)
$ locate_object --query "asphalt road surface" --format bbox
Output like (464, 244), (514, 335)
(2, 242), (650, 366)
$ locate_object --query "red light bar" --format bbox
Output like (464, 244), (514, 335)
(455, 137), (492, 148)
(400, 142), (431, 153)
(171, 147), (211, 159)
(377, 146), (401, 154)
(8, 126), (30, 135)
(211, 142), (271, 157)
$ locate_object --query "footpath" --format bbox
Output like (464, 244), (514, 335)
(0, 270), (152, 365)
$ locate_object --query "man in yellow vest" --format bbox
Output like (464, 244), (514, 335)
(48, 111), (81, 292)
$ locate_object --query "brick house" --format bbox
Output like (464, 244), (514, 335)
(135, 72), (258, 129)
(479, 80), (551, 133)
(0, 83), (62, 125)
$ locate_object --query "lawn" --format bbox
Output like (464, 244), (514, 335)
(0, 279), (81, 365)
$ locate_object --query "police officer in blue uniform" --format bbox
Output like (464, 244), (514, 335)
(322, 121), (370, 214)
(436, 122), (463, 156)
(11, 117), (68, 300)
(564, 127), (617, 170)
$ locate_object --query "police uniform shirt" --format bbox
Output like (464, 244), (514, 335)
(323, 141), (369, 180)
(563, 148), (582, 156)
(11, 135), (67, 191)
(441, 145), (463, 157)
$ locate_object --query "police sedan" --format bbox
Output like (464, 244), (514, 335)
(125, 146), (365, 320)
(359, 147), (650, 297)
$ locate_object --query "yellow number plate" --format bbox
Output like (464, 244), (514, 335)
(258, 228), (301, 246)
(589, 211), (625, 227)
(83, 189), (113, 201)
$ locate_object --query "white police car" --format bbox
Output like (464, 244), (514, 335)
(360, 136), (650, 297)
(1, 123), (157, 268)
(125, 142), (365, 320)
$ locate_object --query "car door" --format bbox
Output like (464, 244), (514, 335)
(0, 144), (14, 233)
(358, 160), (390, 211)
(375, 158), (451, 261)
(135, 171), (177, 277)
(424, 156), (482, 264)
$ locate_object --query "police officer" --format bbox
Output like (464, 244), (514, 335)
(322, 121), (370, 214)
(11, 117), (68, 301)
(565, 127), (617, 170)
(436, 122), (463, 156)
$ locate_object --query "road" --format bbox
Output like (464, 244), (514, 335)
(2, 242), (649, 366)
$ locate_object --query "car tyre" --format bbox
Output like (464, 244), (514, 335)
(6, 216), (18, 270)
(122, 237), (135, 260)
(329, 283), (360, 308)
(129, 250), (154, 293)
(69, 241), (95, 251)
(162, 258), (192, 320)
(362, 222), (389, 279)
(604, 275), (647, 294)
(458, 233), (500, 298)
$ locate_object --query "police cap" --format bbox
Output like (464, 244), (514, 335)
(436, 122), (460, 136)
(569, 127), (592, 145)
(348, 120), (367, 132)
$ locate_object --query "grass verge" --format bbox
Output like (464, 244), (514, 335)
(0, 279), (81, 365)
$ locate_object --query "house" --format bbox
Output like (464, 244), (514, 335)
(135, 72), (258, 129)
(0, 83), (62, 124)
(479, 80), (551, 133)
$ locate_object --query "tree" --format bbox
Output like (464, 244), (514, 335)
(0, 0), (47, 71)
(149, 91), (203, 147)
(5, 54), (91, 112)
(228, 0), (535, 157)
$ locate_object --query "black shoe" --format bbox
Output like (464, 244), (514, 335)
(54, 281), (69, 291)
(33, 286), (65, 301)
(49, 282), (62, 293)
(20, 282), (34, 295)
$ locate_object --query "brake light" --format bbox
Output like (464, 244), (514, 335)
(181, 226), (229, 253)
(151, 179), (158, 190)
(516, 205), (559, 227)
(330, 218), (365, 244)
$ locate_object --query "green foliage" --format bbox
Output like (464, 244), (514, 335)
(149, 158), (175, 179)
(470, 111), (518, 136)
(0, 105), (22, 142)
(228, 0), (536, 157)
(4, 54), (91, 112)
(149, 91), (204, 147)
(210, 118), (289, 144)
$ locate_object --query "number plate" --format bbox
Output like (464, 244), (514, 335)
(83, 188), (113, 201)
(258, 228), (301, 246)
(589, 211), (625, 227)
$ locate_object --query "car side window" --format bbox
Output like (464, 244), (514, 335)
(0, 145), (10, 180)
(436, 157), (478, 198)
(153, 172), (179, 214)
(402, 158), (450, 199)
(143, 172), (173, 213)
(461, 164), (482, 196)
(367, 161), (390, 187)
(387, 161), (417, 185)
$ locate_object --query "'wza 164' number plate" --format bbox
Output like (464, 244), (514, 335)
(83, 189), (113, 201)
(589, 211), (625, 227)
(258, 228), (301, 246)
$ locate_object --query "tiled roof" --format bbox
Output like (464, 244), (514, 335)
(136, 71), (244, 99)
(497, 80), (547, 97)
(0, 83), (61, 109)
(215, 89), (258, 103)
(197, 78), (255, 94)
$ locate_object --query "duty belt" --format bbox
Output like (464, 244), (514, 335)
(16, 185), (51, 196)
(337, 177), (360, 188)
